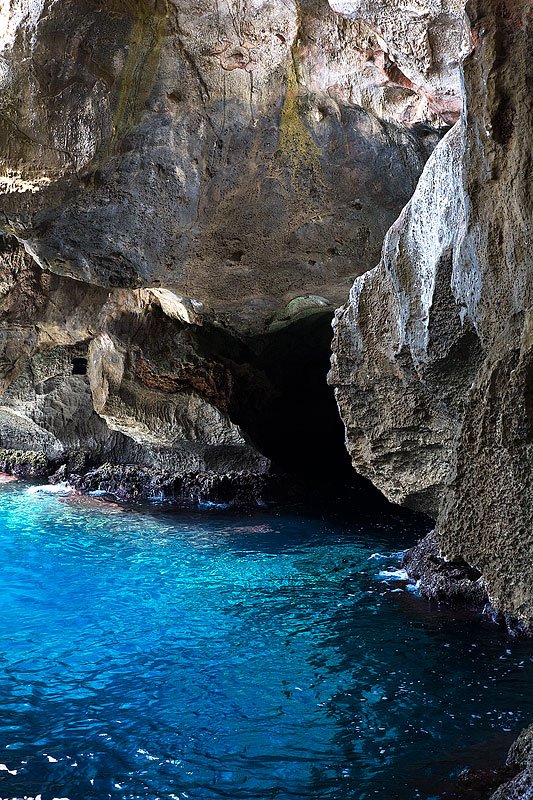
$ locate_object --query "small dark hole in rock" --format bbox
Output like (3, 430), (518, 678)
(0, 235), (18, 255)
(72, 357), (88, 376)
(229, 250), (245, 263)
(308, 259), (317, 266)
(411, 122), (436, 138)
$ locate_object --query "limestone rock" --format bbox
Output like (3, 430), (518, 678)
(403, 530), (488, 609)
(71, 465), (267, 507)
(330, 0), (533, 624)
(0, 0), (436, 334)
(330, 123), (483, 516)
(0, 236), (270, 485)
(328, 0), (468, 122)
(0, 0), (445, 500)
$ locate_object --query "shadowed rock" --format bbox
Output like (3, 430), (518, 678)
(330, 0), (533, 627)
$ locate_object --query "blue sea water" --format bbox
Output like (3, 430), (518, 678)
(0, 482), (531, 800)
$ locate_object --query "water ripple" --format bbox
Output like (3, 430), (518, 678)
(0, 484), (530, 800)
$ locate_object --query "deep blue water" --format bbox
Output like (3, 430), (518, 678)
(0, 482), (531, 800)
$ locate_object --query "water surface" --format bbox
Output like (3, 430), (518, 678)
(0, 483), (531, 800)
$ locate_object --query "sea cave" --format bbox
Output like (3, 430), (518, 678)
(0, 1), (531, 798)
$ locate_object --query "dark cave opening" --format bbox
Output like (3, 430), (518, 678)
(246, 313), (411, 513)
(72, 356), (88, 375)
(248, 311), (353, 481)
(154, 305), (422, 514)
(197, 310), (375, 501)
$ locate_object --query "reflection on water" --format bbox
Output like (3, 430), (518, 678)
(0, 483), (530, 800)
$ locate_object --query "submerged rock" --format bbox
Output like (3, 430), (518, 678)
(489, 724), (533, 800)
(445, 725), (533, 800)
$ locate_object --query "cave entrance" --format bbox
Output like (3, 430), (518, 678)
(248, 311), (353, 482)
(72, 357), (88, 375)
(196, 309), (380, 503)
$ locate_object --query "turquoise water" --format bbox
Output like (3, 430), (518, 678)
(0, 482), (531, 800)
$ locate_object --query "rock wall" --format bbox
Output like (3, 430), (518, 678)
(0, 0), (446, 498)
(330, 0), (532, 625)
(0, 235), (269, 485)
(0, 0), (439, 332)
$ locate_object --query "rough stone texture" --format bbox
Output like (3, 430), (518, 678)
(328, 0), (468, 122)
(0, 235), (269, 483)
(0, 448), (48, 478)
(330, 0), (533, 625)
(403, 530), (488, 609)
(490, 769), (533, 800)
(70, 464), (267, 507)
(0, 0), (451, 498)
(0, 0), (439, 334)
(331, 123), (484, 517)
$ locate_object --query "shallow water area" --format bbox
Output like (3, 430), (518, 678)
(0, 482), (531, 800)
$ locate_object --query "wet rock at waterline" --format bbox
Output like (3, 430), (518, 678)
(403, 532), (488, 611)
(70, 464), (268, 507)
(330, 0), (533, 627)
(450, 724), (533, 800)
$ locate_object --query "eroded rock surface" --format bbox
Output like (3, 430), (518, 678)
(330, 0), (532, 624)
(328, 0), (468, 122)
(0, 234), (271, 500)
(403, 530), (488, 610)
(0, 0), (440, 333)
(0, 0), (450, 502)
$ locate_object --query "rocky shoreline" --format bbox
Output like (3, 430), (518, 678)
(402, 534), (532, 797)
(403, 531), (488, 610)
(403, 532), (532, 639)
(3, 447), (530, 640)
(442, 725), (533, 800)
(68, 463), (268, 508)
(0, 448), (50, 480)
(0, 448), (268, 508)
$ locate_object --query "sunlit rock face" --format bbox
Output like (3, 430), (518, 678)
(0, 236), (269, 479)
(331, 0), (533, 624)
(328, 0), (468, 123)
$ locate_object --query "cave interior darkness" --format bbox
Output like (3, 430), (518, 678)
(193, 308), (400, 511)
